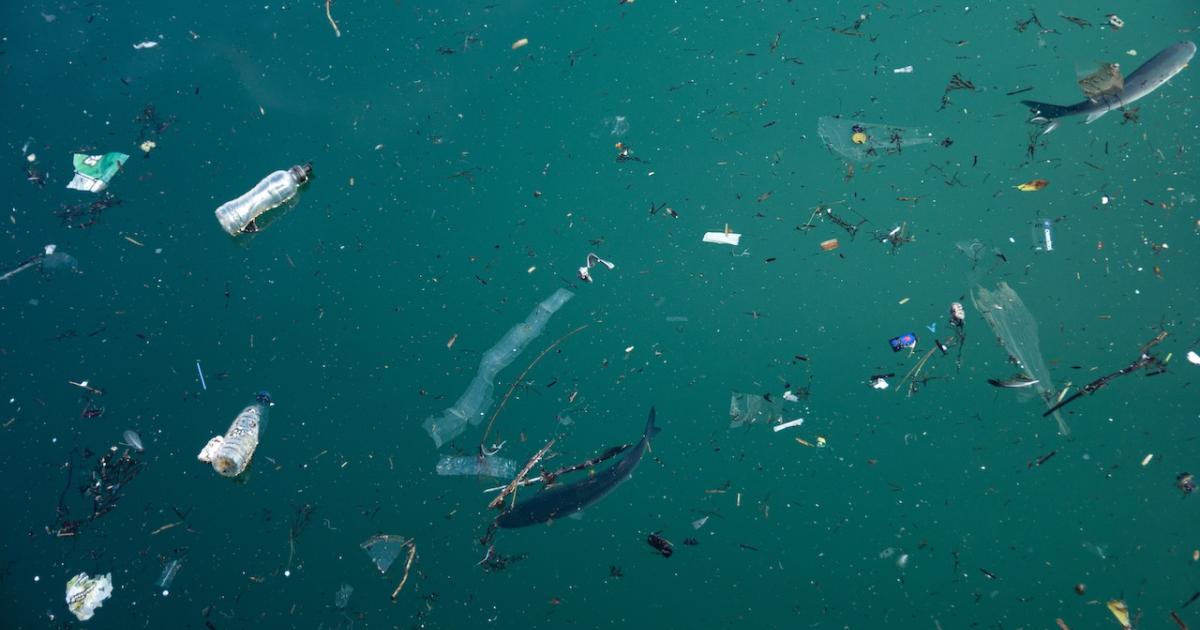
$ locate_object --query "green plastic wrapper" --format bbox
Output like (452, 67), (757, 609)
(66, 152), (129, 192)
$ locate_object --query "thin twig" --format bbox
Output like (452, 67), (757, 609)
(325, 0), (342, 38)
(390, 543), (417, 599)
(488, 439), (555, 511)
(479, 324), (589, 447)
(895, 337), (956, 396)
(481, 443), (631, 493)
(1140, 330), (1168, 354)
(150, 521), (181, 535)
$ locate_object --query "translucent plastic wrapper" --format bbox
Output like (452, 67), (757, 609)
(436, 454), (517, 479)
(817, 116), (936, 162)
(1, 244), (77, 283)
(729, 392), (791, 428)
(361, 535), (410, 573)
(157, 559), (182, 590)
(971, 282), (1070, 436)
(122, 429), (144, 452)
(198, 391), (272, 477)
(423, 289), (574, 447)
(66, 572), (113, 621)
(335, 584), (353, 609)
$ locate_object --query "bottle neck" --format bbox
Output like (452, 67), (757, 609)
(289, 164), (312, 184)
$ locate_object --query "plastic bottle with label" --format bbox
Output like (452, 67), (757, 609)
(198, 391), (272, 477)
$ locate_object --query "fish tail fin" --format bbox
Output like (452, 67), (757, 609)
(644, 407), (661, 438)
(1022, 100), (1072, 134)
(1021, 100), (1075, 120)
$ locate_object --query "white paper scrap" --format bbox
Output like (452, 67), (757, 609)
(702, 231), (741, 246)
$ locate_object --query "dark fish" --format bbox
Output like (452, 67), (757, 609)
(496, 407), (661, 528)
(647, 531), (673, 557)
(987, 375), (1040, 389)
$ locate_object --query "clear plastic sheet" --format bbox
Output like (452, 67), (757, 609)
(436, 454), (517, 479)
(423, 289), (574, 447)
(729, 392), (782, 428)
(361, 534), (410, 573)
(817, 116), (936, 162)
(972, 282), (1070, 436)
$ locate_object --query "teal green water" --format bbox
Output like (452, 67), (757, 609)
(2, 1), (1198, 628)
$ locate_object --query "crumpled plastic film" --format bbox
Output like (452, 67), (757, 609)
(66, 572), (113, 621)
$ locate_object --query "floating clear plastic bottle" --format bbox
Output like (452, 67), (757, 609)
(214, 164), (311, 235)
(198, 391), (272, 477)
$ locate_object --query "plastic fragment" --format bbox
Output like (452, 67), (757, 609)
(435, 454), (516, 479)
(1077, 63), (1124, 100)
(335, 584), (353, 609)
(1015, 179), (1049, 191)
(889, 333), (918, 352)
(817, 116), (937, 162)
(422, 289), (573, 447)
(65, 572), (113, 621)
(66, 153), (129, 193)
(362, 535), (410, 573)
(1106, 599), (1131, 629)
(703, 231), (741, 246)
(578, 252), (615, 283)
(157, 559), (182, 590)
(972, 282), (1069, 436)
(950, 302), (966, 324)
(773, 418), (804, 432)
(122, 430), (144, 452)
